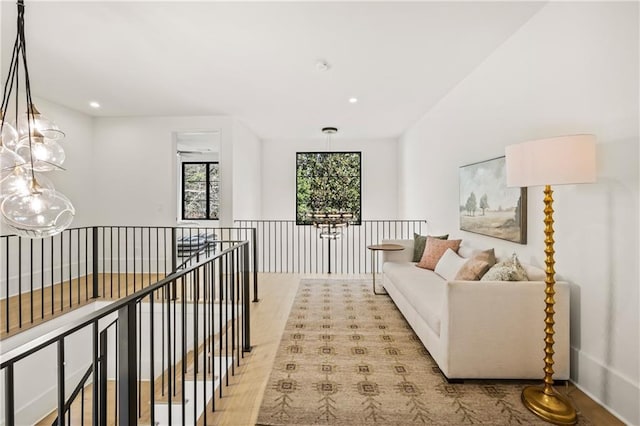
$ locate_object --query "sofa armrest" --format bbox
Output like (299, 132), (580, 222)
(381, 239), (415, 263)
(440, 280), (570, 379)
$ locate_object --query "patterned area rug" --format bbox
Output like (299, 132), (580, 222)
(256, 279), (589, 426)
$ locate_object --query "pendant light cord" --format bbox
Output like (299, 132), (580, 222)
(20, 4), (38, 182)
(0, 14), (20, 143)
(0, 0), (38, 181)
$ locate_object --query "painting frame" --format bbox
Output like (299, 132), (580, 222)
(459, 156), (527, 244)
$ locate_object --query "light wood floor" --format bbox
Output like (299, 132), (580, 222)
(13, 273), (626, 425)
(0, 273), (165, 339)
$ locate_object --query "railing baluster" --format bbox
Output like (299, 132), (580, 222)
(117, 301), (137, 425)
(231, 251), (236, 374)
(150, 293), (155, 426)
(166, 279), (173, 424)
(137, 302), (141, 418)
(92, 227), (99, 299)
(92, 321), (99, 426)
(68, 230), (72, 308)
(211, 258), (216, 412)
(41, 239), (45, 319)
(252, 227), (258, 302)
(29, 239), (33, 323)
(131, 227), (135, 293)
(219, 255), (223, 398)
(4, 363), (15, 426)
(5, 238), (9, 333)
(243, 242), (251, 352)
(57, 339), (66, 426)
(77, 229), (81, 305)
(125, 227), (129, 295)
(78, 383), (84, 426)
(117, 227), (121, 298)
(181, 274), (187, 424)
(84, 229), (88, 301)
(193, 268), (198, 424)
(51, 236), (54, 320)
(18, 238), (22, 329)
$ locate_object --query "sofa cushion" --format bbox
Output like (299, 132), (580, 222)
(454, 258), (491, 281)
(434, 249), (467, 281)
(383, 262), (445, 335)
(417, 237), (462, 270)
(412, 233), (449, 262)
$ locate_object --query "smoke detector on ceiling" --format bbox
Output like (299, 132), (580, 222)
(316, 60), (331, 71)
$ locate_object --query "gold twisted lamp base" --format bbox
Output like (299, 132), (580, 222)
(521, 185), (577, 425)
(522, 386), (577, 425)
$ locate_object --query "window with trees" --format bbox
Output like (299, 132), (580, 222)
(296, 152), (361, 225)
(181, 162), (219, 220)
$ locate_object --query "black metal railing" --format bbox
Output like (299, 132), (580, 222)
(1, 240), (251, 426)
(0, 226), (258, 334)
(235, 219), (427, 274)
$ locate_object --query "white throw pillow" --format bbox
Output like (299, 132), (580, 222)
(434, 248), (467, 281)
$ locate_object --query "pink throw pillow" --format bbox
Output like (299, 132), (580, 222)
(417, 237), (462, 270)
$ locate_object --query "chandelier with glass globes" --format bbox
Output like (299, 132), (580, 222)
(0, 0), (75, 238)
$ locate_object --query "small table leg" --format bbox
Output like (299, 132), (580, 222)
(372, 249), (386, 295)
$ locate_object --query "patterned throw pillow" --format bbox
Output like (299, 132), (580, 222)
(454, 259), (491, 281)
(416, 237), (462, 270)
(412, 233), (449, 262)
(481, 253), (529, 281)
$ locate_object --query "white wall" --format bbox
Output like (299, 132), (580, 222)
(231, 119), (262, 220)
(399, 2), (639, 424)
(260, 138), (399, 220)
(92, 116), (234, 226)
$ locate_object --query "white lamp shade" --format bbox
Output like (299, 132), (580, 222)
(505, 134), (596, 187)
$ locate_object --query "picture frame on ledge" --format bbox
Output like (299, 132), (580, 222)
(459, 156), (527, 244)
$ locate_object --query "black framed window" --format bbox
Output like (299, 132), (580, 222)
(296, 152), (362, 225)
(181, 162), (219, 220)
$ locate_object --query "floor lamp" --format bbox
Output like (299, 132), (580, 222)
(505, 134), (596, 425)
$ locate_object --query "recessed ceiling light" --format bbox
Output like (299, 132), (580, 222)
(89, 101), (100, 108)
(349, 97), (358, 104)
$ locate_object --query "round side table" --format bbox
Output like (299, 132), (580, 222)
(367, 244), (405, 295)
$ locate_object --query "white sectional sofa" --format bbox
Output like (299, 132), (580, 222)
(381, 239), (570, 381)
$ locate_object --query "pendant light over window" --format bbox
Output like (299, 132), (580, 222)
(307, 127), (354, 239)
(0, 0), (74, 238)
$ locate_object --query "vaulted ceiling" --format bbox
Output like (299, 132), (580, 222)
(0, 1), (545, 139)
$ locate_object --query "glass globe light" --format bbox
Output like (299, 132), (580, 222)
(0, 143), (27, 180)
(15, 131), (65, 171)
(1, 181), (74, 238)
(0, 169), (53, 201)
(1, 114), (19, 151)
(16, 104), (64, 141)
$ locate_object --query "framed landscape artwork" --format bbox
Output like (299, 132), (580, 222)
(459, 156), (527, 244)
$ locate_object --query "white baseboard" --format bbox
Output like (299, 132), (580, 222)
(570, 346), (640, 426)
